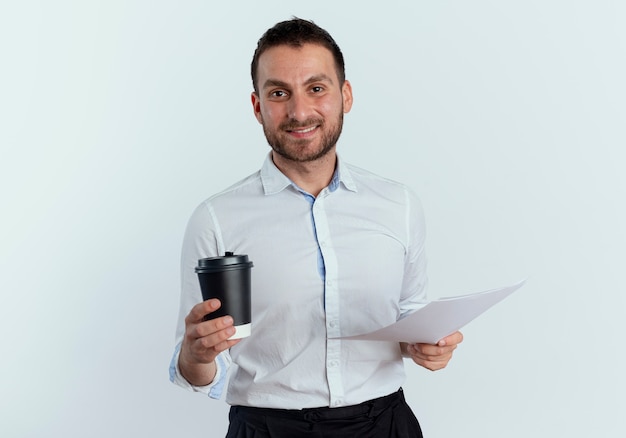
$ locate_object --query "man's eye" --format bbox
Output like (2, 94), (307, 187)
(271, 90), (286, 97)
(311, 86), (323, 93)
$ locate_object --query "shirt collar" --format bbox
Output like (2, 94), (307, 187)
(334, 154), (357, 193)
(260, 152), (358, 196)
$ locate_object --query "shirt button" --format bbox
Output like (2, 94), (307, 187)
(329, 320), (337, 328)
(329, 360), (339, 368)
(334, 400), (342, 407)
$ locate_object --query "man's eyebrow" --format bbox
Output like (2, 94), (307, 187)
(262, 79), (289, 89)
(262, 74), (335, 90)
(304, 74), (334, 85)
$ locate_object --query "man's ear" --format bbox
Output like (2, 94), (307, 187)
(342, 80), (353, 114)
(251, 92), (263, 124)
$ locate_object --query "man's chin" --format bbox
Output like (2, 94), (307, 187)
(272, 145), (334, 163)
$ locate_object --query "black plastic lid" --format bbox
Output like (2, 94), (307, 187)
(195, 251), (253, 273)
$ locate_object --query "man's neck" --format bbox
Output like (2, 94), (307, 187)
(271, 150), (337, 198)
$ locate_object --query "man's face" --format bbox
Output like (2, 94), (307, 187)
(251, 43), (353, 163)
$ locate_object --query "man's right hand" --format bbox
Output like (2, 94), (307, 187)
(178, 299), (241, 386)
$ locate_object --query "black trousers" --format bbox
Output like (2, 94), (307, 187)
(225, 388), (423, 438)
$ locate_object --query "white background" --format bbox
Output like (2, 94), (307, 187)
(1, 1), (625, 437)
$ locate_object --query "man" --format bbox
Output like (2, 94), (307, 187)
(170, 18), (463, 437)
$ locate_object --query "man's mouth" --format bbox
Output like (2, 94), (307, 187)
(286, 125), (319, 138)
(289, 126), (317, 134)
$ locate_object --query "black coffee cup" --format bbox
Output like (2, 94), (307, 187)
(195, 252), (253, 339)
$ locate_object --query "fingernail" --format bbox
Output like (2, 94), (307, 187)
(224, 316), (233, 325)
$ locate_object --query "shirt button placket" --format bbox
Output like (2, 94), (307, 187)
(312, 194), (344, 407)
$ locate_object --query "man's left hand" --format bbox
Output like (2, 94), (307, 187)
(402, 331), (464, 371)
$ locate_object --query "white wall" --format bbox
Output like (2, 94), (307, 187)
(1, 1), (624, 437)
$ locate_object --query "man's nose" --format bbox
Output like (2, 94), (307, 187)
(287, 93), (311, 121)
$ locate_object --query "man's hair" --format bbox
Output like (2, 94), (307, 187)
(251, 18), (346, 92)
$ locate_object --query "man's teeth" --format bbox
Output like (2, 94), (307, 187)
(293, 126), (316, 133)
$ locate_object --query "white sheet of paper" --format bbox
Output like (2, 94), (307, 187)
(338, 280), (526, 344)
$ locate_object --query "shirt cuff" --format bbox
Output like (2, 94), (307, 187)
(169, 342), (230, 399)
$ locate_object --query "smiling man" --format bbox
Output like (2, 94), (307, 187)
(253, 43), (350, 166)
(170, 18), (463, 438)
(252, 39), (353, 196)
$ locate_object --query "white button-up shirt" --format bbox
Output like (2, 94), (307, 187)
(170, 153), (428, 409)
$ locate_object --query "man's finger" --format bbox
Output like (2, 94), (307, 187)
(188, 299), (222, 322)
(437, 331), (463, 347)
(195, 315), (235, 338)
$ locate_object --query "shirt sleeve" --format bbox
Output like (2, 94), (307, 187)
(398, 186), (429, 317)
(169, 341), (231, 397)
(169, 200), (230, 398)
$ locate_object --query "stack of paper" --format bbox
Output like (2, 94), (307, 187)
(338, 280), (526, 344)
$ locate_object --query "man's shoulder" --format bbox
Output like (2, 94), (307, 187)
(202, 170), (263, 204)
(340, 161), (423, 211)
(344, 162), (411, 192)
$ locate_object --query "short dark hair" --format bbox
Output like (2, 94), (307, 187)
(251, 18), (346, 92)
